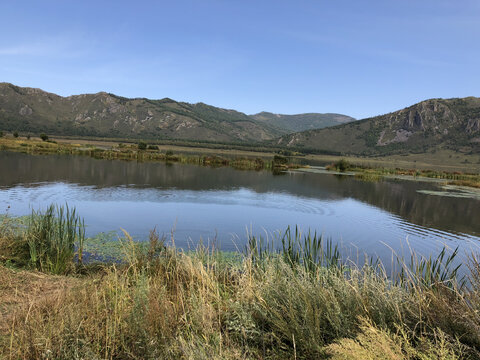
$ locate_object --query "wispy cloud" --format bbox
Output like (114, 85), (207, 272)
(0, 34), (91, 58)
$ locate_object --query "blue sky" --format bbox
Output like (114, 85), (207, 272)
(0, 1), (479, 119)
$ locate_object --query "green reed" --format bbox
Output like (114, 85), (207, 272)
(246, 226), (464, 291)
(27, 204), (85, 274)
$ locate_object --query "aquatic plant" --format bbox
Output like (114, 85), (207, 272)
(26, 204), (85, 274)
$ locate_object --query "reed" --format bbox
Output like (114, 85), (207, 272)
(26, 204), (85, 274)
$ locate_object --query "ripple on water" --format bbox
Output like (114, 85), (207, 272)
(0, 181), (478, 269)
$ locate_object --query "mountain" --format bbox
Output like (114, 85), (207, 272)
(250, 112), (355, 133)
(277, 97), (480, 155)
(0, 83), (284, 143)
(0, 83), (353, 143)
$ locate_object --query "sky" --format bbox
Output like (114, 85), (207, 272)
(0, 1), (479, 119)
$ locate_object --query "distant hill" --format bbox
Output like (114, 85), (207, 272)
(0, 83), (351, 143)
(277, 97), (480, 155)
(250, 112), (355, 133)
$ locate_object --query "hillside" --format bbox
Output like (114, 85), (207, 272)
(0, 83), (284, 143)
(0, 83), (355, 143)
(251, 112), (355, 132)
(278, 97), (480, 155)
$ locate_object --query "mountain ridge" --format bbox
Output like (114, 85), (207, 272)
(250, 111), (355, 132)
(277, 97), (480, 155)
(0, 83), (352, 143)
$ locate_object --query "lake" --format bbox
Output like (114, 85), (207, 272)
(0, 151), (479, 264)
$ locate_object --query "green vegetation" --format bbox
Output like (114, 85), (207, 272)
(251, 111), (355, 132)
(0, 82), (290, 143)
(323, 159), (480, 188)
(326, 159), (351, 172)
(137, 141), (147, 150)
(0, 209), (479, 359)
(0, 137), (301, 173)
(12, 131), (18, 138)
(279, 97), (480, 157)
(1, 83), (480, 161)
(26, 204), (85, 274)
(40, 133), (48, 141)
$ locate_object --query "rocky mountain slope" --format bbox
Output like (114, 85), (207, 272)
(0, 83), (282, 143)
(278, 97), (480, 155)
(0, 83), (353, 143)
(250, 112), (355, 132)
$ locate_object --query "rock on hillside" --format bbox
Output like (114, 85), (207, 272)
(0, 83), (282, 143)
(277, 97), (480, 155)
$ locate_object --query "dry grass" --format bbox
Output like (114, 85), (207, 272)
(0, 266), (82, 336)
(1, 223), (480, 359)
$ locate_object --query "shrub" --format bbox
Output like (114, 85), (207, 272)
(326, 159), (351, 172)
(147, 144), (159, 150)
(138, 141), (147, 150)
(40, 133), (48, 141)
(13, 131), (19, 138)
(273, 155), (288, 165)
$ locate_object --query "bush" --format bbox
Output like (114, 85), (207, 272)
(40, 133), (48, 141)
(273, 155), (288, 165)
(0, 130), (3, 137)
(147, 144), (159, 150)
(138, 141), (147, 150)
(13, 131), (19, 138)
(326, 159), (351, 172)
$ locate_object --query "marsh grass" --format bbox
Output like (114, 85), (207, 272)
(321, 157), (480, 188)
(26, 204), (85, 274)
(0, 137), (296, 172)
(1, 214), (480, 358)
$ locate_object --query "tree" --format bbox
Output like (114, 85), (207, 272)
(13, 131), (19, 138)
(0, 130), (3, 138)
(138, 141), (147, 150)
(40, 133), (49, 141)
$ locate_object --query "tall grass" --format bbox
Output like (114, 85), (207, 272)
(1, 218), (480, 358)
(392, 246), (465, 290)
(27, 204), (85, 274)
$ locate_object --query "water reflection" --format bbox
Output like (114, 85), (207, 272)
(0, 151), (479, 261)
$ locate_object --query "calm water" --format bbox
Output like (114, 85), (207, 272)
(0, 151), (479, 263)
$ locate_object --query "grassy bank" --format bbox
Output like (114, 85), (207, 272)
(302, 149), (480, 174)
(0, 137), (301, 172)
(1, 207), (480, 359)
(325, 159), (480, 188)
